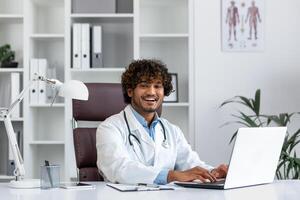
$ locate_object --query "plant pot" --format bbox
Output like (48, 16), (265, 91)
(1, 62), (18, 68)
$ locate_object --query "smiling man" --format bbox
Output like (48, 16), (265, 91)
(96, 59), (227, 185)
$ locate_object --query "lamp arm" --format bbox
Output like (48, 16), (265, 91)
(7, 78), (36, 115)
(3, 74), (51, 180)
(3, 115), (25, 179)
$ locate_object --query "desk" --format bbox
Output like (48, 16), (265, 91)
(0, 180), (299, 200)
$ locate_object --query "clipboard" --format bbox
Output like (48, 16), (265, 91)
(106, 183), (174, 192)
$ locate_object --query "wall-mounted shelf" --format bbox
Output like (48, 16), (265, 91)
(29, 103), (65, 108)
(70, 68), (125, 72)
(0, 68), (24, 73)
(29, 141), (65, 145)
(0, 14), (23, 23)
(30, 34), (65, 40)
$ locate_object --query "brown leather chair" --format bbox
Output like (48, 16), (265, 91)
(72, 83), (127, 181)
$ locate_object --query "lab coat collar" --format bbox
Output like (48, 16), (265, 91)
(124, 105), (155, 147)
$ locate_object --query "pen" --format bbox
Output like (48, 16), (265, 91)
(45, 160), (54, 187)
(137, 183), (159, 188)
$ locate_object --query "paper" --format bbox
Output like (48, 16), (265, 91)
(106, 183), (175, 192)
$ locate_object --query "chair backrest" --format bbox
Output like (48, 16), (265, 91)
(72, 83), (127, 181)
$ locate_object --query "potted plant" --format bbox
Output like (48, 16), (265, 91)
(0, 44), (18, 68)
(220, 89), (300, 179)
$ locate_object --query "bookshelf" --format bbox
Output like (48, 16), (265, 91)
(0, 0), (195, 181)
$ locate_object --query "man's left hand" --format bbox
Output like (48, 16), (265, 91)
(211, 164), (228, 179)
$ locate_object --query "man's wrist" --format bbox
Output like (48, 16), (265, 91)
(167, 170), (180, 183)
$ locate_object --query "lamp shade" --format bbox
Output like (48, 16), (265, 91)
(58, 80), (89, 100)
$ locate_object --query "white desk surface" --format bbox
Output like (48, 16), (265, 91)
(0, 180), (299, 200)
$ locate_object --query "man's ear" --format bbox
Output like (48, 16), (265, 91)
(127, 88), (133, 97)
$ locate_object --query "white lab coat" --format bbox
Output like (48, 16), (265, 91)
(96, 105), (214, 184)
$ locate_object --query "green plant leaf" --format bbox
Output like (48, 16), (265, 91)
(253, 89), (260, 116)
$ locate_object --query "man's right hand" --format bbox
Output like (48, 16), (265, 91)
(167, 167), (217, 183)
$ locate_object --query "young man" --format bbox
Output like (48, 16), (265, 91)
(96, 59), (227, 184)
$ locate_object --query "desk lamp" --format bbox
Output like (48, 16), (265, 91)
(0, 74), (89, 188)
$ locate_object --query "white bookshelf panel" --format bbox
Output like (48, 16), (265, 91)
(30, 108), (65, 142)
(140, 0), (188, 34)
(30, 145), (65, 179)
(71, 70), (122, 83)
(71, 0), (133, 14)
(71, 19), (133, 68)
(161, 106), (189, 140)
(30, 39), (65, 100)
(0, 0), (23, 15)
(0, 15), (23, 24)
(29, 0), (64, 34)
(0, 121), (23, 176)
(140, 38), (189, 102)
(0, 23), (23, 67)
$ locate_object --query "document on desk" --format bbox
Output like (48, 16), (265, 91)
(106, 183), (175, 192)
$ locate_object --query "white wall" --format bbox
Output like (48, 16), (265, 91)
(194, 0), (300, 166)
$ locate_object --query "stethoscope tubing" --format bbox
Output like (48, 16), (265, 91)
(123, 111), (167, 147)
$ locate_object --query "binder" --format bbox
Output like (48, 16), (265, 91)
(30, 59), (39, 104)
(38, 59), (47, 104)
(10, 72), (20, 118)
(72, 23), (82, 69)
(81, 23), (90, 69)
(92, 25), (103, 68)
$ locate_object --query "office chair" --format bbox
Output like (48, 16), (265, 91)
(72, 83), (127, 181)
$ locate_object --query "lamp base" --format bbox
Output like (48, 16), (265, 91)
(9, 179), (40, 188)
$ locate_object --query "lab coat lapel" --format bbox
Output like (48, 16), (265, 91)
(124, 106), (155, 148)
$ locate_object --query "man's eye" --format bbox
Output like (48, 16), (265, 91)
(155, 84), (163, 89)
(140, 83), (148, 87)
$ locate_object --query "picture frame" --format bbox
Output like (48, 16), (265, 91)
(164, 73), (178, 102)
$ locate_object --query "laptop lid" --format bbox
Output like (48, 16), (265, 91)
(224, 127), (286, 189)
(174, 127), (286, 190)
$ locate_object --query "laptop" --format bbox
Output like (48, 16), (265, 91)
(175, 127), (287, 190)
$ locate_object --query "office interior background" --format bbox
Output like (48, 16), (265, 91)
(0, 0), (299, 181)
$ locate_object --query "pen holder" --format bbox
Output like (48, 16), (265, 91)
(40, 165), (60, 189)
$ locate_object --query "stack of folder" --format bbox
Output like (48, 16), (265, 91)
(72, 23), (103, 69)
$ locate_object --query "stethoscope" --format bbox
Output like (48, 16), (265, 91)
(123, 111), (169, 149)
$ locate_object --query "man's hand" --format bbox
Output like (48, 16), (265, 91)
(167, 167), (217, 183)
(211, 164), (228, 179)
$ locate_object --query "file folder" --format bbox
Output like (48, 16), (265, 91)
(81, 23), (90, 69)
(72, 23), (82, 69)
(30, 59), (39, 104)
(92, 25), (103, 68)
(10, 72), (20, 118)
(38, 59), (47, 104)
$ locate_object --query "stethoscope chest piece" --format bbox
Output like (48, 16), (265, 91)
(162, 140), (169, 149)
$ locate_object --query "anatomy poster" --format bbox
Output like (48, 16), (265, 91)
(222, 0), (264, 51)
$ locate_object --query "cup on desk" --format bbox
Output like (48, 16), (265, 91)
(40, 165), (60, 189)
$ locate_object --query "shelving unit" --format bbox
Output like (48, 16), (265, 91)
(0, 0), (24, 178)
(0, 0), (194, 181)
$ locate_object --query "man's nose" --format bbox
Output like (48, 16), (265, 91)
(146, 85), (156, 94)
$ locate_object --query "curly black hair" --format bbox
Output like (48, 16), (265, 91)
(121, 59), (173, 104)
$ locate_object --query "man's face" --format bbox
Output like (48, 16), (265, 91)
(127, 78), (164, 115)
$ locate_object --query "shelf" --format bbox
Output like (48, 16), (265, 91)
(0, 117), (24, 122)
(0, 68), (24, 73)
(70, 68), (125, 72)
(163, 102), (189, 107)
(30, 34), (64, 40)
(0, 14), (23, 23)
(140, 33), (189, 38)
(0, 175), (14, 180)
(29, 141), (65, 145)
(71, 13), (133, 23)
(30, 103), (65, 108)
(71, 13), (134, 18)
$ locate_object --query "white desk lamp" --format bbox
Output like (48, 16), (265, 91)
(0, 74), (89, 188)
